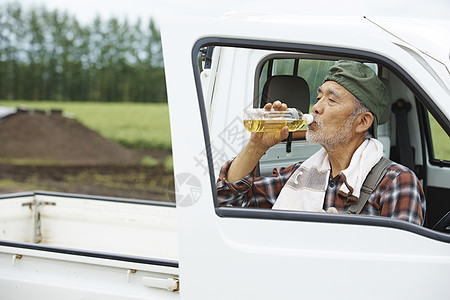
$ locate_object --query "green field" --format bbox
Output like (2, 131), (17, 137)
(429, 113), (450, 161)
(0, 101), (172, 150)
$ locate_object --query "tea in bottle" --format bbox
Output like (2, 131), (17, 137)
(243, 108), (313, 133)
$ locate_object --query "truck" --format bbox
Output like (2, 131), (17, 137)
(1, 12), (450, 299)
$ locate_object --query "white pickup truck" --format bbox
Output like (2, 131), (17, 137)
(1, 12), (450, 299)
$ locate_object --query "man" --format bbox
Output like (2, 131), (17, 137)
(217, 60), (425, 226)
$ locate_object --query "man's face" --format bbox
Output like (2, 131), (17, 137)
(306, 81), (357, 150)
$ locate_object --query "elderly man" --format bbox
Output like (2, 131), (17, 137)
(217, 60), (425, 226)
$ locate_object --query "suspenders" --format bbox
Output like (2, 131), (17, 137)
(347, 157), (392, 214)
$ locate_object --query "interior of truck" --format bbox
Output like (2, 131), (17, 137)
(199, 44), (449, 236)
(253, 54), (450, 232)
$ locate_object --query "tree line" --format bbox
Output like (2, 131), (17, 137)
(0, 2), (166, 102)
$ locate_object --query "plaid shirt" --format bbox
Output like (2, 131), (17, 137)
(217, 159), (426, 226)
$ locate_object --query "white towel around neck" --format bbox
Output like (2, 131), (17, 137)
(272, 138), (384, 212)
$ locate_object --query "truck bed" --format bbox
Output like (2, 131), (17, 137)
(0, 191), (178, 261)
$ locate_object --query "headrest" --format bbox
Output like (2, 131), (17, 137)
(261, 75), (310, 113)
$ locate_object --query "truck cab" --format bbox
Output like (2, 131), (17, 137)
(162, 13), (450, 299)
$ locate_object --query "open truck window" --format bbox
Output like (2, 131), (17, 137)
(194, 40), (450, 241)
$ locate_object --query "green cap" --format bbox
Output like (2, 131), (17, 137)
(323, 60), (389, 138)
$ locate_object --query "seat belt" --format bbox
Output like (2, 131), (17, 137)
(392, 99), (415, 171)
(286, 132), (293, 153)
(347, 157), (392, 214)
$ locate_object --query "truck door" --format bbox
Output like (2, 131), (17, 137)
(161, 14), (450, 300)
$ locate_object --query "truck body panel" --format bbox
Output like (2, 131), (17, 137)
(161, 13), (450, 299)
(0, 192), (179, 298)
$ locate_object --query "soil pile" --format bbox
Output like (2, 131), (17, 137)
(0, 110), (139, 165)
(0, 110), (174, 201)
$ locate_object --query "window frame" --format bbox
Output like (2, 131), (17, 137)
(191, 37), (450, 243)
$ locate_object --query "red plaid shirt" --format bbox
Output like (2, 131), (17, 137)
(217, 159), (426, 226)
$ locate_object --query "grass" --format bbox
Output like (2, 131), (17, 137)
(429, 113), (450, 161)
(140, 155), (159, 167)
(163, 156), (174, 173)
(63, 170), (174, 195)
(0, 179), (40, 190)
(0, 100), (172, 150)
(0, 157), (62, 165)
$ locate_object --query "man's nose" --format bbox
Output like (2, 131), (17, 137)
(312, 101), (323, 115)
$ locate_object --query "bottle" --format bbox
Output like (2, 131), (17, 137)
(243, 108), (313, 133)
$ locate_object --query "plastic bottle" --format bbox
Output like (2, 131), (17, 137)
(243, 108), (313, 133)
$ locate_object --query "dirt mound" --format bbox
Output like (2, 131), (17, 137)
(0, 110), (175, 201)
(0, 110), (140, 165)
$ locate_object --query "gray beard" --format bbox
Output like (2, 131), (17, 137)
(306, 116), (353, 151)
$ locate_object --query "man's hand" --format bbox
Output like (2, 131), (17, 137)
(248, 100), (290, 152)
(227, 101), (290, 183)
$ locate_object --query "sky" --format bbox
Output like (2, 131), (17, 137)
(13, 0), (450, 25)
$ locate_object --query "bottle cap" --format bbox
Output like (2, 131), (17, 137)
(303, 114), (314, 125)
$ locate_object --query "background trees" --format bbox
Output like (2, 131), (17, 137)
(0, 2), (166, 102)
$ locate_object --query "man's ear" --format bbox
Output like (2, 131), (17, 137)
(355, 112), (374, 134)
